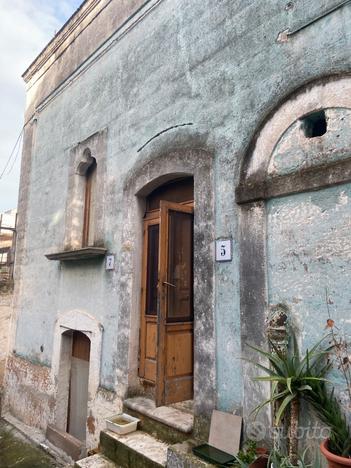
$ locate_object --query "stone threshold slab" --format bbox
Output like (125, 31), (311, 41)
(75, 453), (118, 467)
(106, 430), (168, 466)
(124, 397), (193, 433)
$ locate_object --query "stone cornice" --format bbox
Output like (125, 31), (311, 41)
(22, 0), (104, 83)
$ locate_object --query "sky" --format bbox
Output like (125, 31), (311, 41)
(0, 0), (83, 213)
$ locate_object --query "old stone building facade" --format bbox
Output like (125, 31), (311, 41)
(3, 0), (351, 465)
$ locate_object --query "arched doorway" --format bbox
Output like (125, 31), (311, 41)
(119, 147), (216, 429)
(138, 177), (194, 406)
(57, 330), (91, 442)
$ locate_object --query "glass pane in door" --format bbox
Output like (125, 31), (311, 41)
(146, 224), (159, 315)
(167, 210), (193, 321)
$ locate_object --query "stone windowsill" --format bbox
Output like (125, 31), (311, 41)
(45, 247), (107, 261)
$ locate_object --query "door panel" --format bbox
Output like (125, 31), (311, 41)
(165, 376), (193, 405)
(145, 322), (157, 359)
(144, 319), (157, 381)
(67, 331), (90, 441)
(166, 325), (193, 377)
(68, 358), (89, 441)
(156, 201), (194, 406)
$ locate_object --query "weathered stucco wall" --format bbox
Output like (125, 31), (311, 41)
(267, 183), (351, 370)
(23, 0), (147, 120)
(0, 292), (12, 391)
(6, 0), (351, 448)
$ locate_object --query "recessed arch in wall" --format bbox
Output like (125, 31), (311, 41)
(237, 76), (351, 430)
(51, 309), (103, 446)
(237, 76), (351, 203)
(118, 146), (215, 435)
(64, 130), (107, 250)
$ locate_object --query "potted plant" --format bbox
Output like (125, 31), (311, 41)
(305, 317), (351, 467)
(231, 440), (268, 468)
(248, 334), (331, 466)
(305, 379), (351, 467)
(233, 448), (312, 468)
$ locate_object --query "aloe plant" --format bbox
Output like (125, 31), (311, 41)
(247, 334), (331, 465)
(268, 448), (314, 467)
(305, 379), (351, 457)
(231, 448), (313, 468)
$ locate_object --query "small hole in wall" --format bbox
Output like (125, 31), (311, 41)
(40, 345), (44, 352)
(301, 110), (327, 138)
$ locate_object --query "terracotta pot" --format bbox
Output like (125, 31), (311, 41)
(249, 448), (268, 468)
(249, 456), (268, 468)
(320, 439), (351, 468)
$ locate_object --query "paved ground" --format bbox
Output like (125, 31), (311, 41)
(0, 418), (64, 467)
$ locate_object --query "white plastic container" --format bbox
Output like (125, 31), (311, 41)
(105, 413), (140, 435)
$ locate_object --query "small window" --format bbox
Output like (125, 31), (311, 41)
(301, 110), (327, 138)
(82, 157), (97, 247)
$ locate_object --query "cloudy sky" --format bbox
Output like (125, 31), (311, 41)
(0, 0), (82, 213)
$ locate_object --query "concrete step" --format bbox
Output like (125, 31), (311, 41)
(75, 453), (118, 467)
(123, 397), (193, 444)
(167, 440), (216, 467)
(100, 430), (168, 468)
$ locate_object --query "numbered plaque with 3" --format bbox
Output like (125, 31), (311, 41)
(215, 239), (232, 262)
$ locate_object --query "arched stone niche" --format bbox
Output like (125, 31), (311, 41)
(117, 142), (216, 435)
(76, 148), (96, 176)
(236, 76), (351, 431)
(64, 129), (107, 249)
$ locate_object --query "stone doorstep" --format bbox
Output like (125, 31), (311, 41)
(101, 429), (169, 467)
(75, 453), (118, 467)
(124, 397), (193, 433)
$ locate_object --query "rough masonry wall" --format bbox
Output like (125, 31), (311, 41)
(8, 0), (351, 437)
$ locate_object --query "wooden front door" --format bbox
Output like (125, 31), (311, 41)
(139, 200), (194, 406)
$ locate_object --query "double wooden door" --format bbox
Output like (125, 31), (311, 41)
(139, 201), (194, 406)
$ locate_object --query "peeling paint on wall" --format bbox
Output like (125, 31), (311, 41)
(267, 182), (351, 371)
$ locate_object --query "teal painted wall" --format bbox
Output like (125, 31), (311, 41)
(13, 0), (351, 418)
(267, 182), (351, 390)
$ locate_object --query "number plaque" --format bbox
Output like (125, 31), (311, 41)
(215, 239), (232, 262)
(106, 254), (115, 270)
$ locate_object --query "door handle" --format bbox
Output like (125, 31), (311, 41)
(163, 281), (176, 288)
